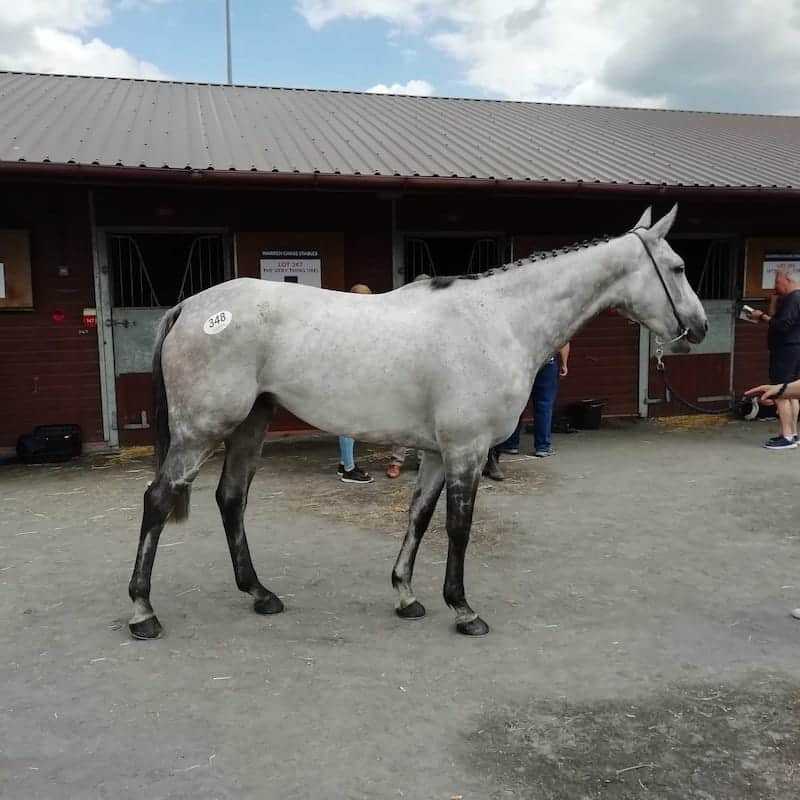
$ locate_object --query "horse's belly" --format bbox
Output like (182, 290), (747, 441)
(269, 377), (436, 448)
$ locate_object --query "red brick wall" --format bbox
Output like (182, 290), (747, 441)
(559, 313), (641, 417)
(0, 186), (103, 449)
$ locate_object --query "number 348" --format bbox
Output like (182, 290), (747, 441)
(203, 310), (233, 335)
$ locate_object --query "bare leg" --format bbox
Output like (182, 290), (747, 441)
(443, 453), (489, 636)
(776, 398), (797, 439)
(391, 451), (445, 618)
(128, 443), (212, 639)
(216, 396), (284, 616)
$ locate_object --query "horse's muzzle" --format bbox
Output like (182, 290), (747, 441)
(686, 319), (709, 345)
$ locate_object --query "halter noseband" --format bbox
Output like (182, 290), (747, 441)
(629, 228), (689, 369)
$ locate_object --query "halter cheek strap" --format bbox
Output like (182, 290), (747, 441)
(629, 229), (690, 369)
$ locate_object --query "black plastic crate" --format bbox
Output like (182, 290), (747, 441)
(16, 424), (82, 464)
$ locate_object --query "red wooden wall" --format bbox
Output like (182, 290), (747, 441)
(559, 313), (641, 416)
(0, 186), (103, 449)
(732, 314), (770, 397)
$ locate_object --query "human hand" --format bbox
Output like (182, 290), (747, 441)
(745, 384), (780, 404)
(749, 309), (765, 321)
(560, 364), (568, 377)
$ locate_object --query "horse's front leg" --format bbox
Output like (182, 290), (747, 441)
(443, 454), (490, 636)
(391, 451), (445, 619)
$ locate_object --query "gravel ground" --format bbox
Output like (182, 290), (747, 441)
(2, 417), (800, 799)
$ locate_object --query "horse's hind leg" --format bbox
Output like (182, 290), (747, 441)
(216, 395), (284, 617)
(128, 441), (212, 639)
(391, 451), (445, 619)
(442, 451), (490, 636)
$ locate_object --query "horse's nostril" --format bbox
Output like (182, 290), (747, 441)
(704, 320), (709, 332)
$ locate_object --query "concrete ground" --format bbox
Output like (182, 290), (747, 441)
(2, 418), (800, 799)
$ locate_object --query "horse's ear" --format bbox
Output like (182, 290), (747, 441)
(649, 203), (678, 239)
(632, 206), (652, 229)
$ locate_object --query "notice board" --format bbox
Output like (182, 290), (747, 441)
(0, 229), (33, 309)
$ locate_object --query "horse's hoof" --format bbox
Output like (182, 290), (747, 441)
(456, 616), (490, 636)
(129, 616), (163, 640)
(396, 600), (426, 620)
(254, 594), (284, 615)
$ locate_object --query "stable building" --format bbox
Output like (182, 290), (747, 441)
(1, 70), (799, 451)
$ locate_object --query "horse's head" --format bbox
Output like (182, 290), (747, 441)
(617, 205), (707, 352)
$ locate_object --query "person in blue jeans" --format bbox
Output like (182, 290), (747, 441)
(335, 283), (373, 483)
(337, 435), (372, 483)
(501, 343), (570, 458)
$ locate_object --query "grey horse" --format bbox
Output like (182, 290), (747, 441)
(127, 205), (707, 639)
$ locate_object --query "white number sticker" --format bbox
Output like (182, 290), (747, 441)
(203, 310), (232, 335)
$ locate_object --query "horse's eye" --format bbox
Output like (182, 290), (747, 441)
(672, 265), (685, 274)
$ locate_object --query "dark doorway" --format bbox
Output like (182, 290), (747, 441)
(404, 236), (502, 283)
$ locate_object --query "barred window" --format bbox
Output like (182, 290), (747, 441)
(110, 233), (228, 308)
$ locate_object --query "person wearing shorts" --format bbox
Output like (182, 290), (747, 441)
(750, 270), (800, 450)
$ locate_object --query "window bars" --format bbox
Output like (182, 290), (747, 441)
(467, 238), (499, 274)
(110, 235), (160, 308)
(177, 235), (226, 303)
(696, 239), (736, 301)
(110, 234), (226, 308)
(405, 238), (437, 281)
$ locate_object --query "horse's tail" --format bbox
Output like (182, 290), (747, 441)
(152, 304), (190, 522)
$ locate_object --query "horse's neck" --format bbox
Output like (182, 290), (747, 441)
(499, 237), (636, 366)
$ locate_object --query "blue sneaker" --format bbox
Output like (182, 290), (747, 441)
(764, 436), (798, 450)
(526, 447), (556, 458)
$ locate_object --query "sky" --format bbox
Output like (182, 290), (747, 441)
(1, 1), (800, 114)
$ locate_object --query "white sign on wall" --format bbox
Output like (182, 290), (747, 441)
(762, 252), (800, 289)
(259, 249), (322, 288)
(0, 260), (5, 299)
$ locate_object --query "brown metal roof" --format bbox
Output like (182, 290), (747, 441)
(1, 70), (799, 190)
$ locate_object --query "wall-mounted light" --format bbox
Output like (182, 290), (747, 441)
(57, 265), (70, 277)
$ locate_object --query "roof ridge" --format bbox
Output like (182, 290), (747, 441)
(0, 70), (798, 120)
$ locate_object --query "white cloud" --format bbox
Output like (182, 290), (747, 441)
(296, 0), (444, 30)
(0, 1), (109, 30)
(367, 79), (433, 95)
(114, 0), (170, 10)
(0, 0), (168, 79)
(296, 0), (800, 113)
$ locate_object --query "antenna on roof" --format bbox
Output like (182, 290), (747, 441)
(225, 0), (233, 84)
